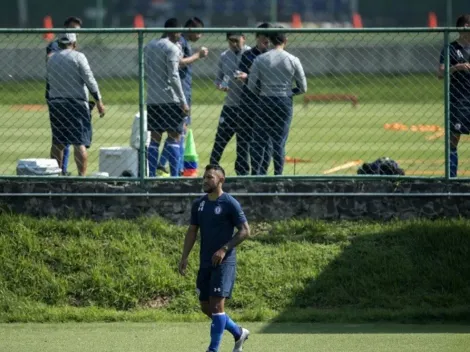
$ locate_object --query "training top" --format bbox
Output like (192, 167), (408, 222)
(214, 45), (251, 106)
(190, 193), (247, 268)
(178, 35), (193, 106)
(440, 41), (470, 107)
(46, 49), (101, 102)
(247, 49), (307, 97)
(45, 41), (61, 100)
(145, 37), (187, 106)
(239, 46), (269, 105)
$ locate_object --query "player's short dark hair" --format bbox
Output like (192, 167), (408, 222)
(205, 164), (225, 176)
(64, 16), (82, 27)
(164, 18), (179, 28)
(184, 17), (204, 28)
(456, 14), (470, 27)
(269, 26), (287, 45)
(256, 22), (271, 37)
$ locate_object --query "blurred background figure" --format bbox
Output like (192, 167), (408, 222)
(4, 0), (468, 28)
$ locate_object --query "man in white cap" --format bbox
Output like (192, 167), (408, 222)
(46, 32), (105, 176)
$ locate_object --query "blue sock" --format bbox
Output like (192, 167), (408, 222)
(208, 313), (227, 352)
(148, 141), (159, 177)
(225, 314), (242, 341)
(62, 145), (70, 174)
(158, 139), (168, 168)
(179, 132), (186, 173)
(450, 147), (458, 178)
(165, 139), (181, 177)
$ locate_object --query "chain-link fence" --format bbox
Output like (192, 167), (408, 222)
(0, 27), (467, 180)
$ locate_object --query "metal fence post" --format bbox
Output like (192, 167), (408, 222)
(138, 30), (146, 185)
(444, 29), (451, 180)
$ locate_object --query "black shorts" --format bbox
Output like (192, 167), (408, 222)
(450, 105), (470, 135)
(147, 103), (185, 134)
(48, 100), (92, 146)
(196, 263), (237, 302)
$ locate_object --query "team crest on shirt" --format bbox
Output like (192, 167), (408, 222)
(214, 206), (222, 215)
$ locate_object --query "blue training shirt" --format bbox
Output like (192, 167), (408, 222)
(239, 46), (266, 106)
(190, 193), (247, 268)
(45, 41), (61, 100)
(440, 41), (470, 107)
(46, 40), (60, 55)
(178, 35), (193, 106)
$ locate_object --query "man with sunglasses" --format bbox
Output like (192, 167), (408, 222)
(209, 30), (250, 169)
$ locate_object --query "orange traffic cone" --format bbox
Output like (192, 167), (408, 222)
(134, 14), (145, 28)
(291, 13), (302, 28)
(43, 15), (54, 42)
(428, 12), (438, 28)
(352, 12), (363, 28)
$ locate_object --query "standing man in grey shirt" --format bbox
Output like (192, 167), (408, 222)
(145, 18), (189, 177)
(248, 27), (307, 176)
(209, 30), (250, 169)
(47, 32), (105, 176)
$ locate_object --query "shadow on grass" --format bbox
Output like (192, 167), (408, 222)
(260, 221), (470, 334)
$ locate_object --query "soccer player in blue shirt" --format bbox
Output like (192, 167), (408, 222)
(438, 14), (470, 177)
(157, 17), (208, 177)
(45, 16), (82, 176)
(179, 164), (251, 352)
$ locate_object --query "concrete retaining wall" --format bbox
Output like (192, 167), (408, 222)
(0, 179), (469, 224)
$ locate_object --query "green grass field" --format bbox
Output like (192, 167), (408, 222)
(1, 216), (470, 350)
(0, 73), (465, 177)
(1, 322), (469, 352)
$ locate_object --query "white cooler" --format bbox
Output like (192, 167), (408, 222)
(99, 146), (148, 177)
(16, 159), (62, 176)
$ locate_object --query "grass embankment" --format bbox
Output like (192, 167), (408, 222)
(0, 215), (469, 323)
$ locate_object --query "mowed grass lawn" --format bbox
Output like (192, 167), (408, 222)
(0, 73), (465, 177)
(1, 323), (469, 352)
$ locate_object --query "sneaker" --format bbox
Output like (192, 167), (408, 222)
(233, 328), (250, 352)
(156, 166), (169, 177)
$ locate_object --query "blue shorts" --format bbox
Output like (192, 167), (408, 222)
(450, 105), (470, 135)
(196, 263), (237, 302)
(48, 100), (92, 146)
(147, 104), (185, 134)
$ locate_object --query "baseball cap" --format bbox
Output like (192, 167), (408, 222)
(58, 32), (77, 44)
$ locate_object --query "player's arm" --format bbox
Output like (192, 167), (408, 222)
(235, 52), (250, 82)
(179, 202), (200, 275)
(292, 57), (307, 95)
(438, 63), (470, 79)
(247, 58), (260, 93)
(214, 53), (228, 91)
(179, 48), (208, 67)
(168, 48), (188, 107)
(224, 221), (250, 252)
(180, 224), (198, 260)
(437, 46), (470, 79)
(212, 221), (250, 267)
(78, 53), (105, 117)
(212, 200), (250, 266)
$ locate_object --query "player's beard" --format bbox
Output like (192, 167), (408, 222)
(203, 184), (214, 193)
(203, 181), (220, 194)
